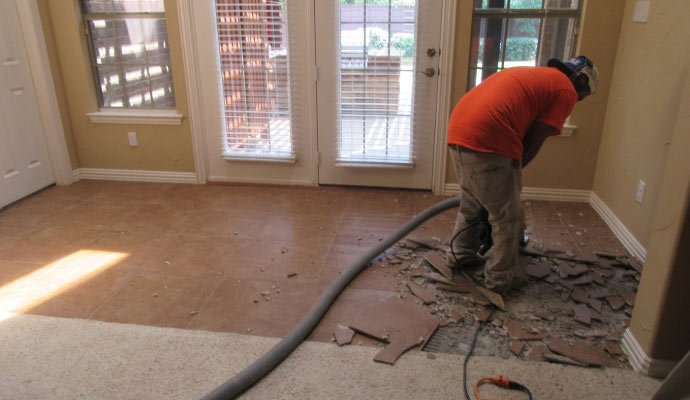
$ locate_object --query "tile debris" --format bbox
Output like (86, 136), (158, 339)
(323, 232), (638, 371)
(406, 281), (436, 304)
(334, 324), (355, 346)
(548, 339), (604, 367)
(510, 341), (525, 357)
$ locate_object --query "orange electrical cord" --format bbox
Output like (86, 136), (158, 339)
(474, 375), (533, 400)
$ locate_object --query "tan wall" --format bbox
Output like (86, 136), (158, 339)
(629, 64), (690, 362)
(36, 1), (79, 169)
(592, 0), (690, 247)
(40, 0), (194, 173)
(445, 0), (626, 189)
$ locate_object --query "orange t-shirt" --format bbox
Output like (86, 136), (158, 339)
(447, 67), (577, 160)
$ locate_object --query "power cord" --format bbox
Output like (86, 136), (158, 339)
(463, 306), (495, 400)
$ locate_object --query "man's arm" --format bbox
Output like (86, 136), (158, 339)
(521, 121), (558, 168)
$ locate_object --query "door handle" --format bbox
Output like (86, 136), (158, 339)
(417, 67), (436, 77)
(427, 48), (436, 57)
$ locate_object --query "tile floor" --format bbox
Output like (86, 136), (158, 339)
(0, 180), (631, 343)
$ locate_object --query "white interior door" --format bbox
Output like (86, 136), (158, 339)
(315, 0), (442, 189)
(192, 0), (316, 185)
(0, 0), (54, 208)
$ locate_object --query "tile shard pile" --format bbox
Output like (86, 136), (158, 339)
(330, 234), (641, 369)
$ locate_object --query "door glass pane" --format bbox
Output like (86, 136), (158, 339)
(337, 0), (417, 164)
(215, 0), (293, 159)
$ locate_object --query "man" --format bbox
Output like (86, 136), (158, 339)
(447, 56), (599, 293)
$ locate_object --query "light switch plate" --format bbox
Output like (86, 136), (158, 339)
(634, 1), (650, 23)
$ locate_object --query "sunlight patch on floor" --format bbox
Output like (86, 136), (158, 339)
(0, 250), (128, 318)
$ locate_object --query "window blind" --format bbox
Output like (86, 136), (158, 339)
(337, 1), (417, 166)
(215, 0), (293, 160)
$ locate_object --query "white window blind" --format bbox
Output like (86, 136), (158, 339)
(337, 0), (417, 166)
(215, 0), (294, 161)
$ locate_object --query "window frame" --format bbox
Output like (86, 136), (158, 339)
(467, 2), (583, 90)
(80, 2), (183, 124)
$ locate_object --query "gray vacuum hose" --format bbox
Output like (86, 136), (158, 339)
(202, 196), (461, 400)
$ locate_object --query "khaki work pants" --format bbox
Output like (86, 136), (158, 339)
(448, 145), (526, 290)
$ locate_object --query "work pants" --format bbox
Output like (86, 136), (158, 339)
(448, 145), (526, 290)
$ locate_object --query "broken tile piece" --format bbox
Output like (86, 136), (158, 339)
(406, 281), (436, 304)
(548, 339), (603, 367)
(436, 282), (472, 294)
(414, 272), (455, 286)
(346, 296), (439, 350)
(560, 264), (589, 277)
(573, 303), (592, 325)
(469, 287), (491, 307)
(571, 289), (589, 304)
(606, 296), (626, 311)
(525, 344), (552, 362)
(543, 353), (587, 367)
(510, 341), (525, 357)
(374, 333), (424, 365)
(595, 251), (619, 260)
(504, 319), (549, 341)
(588, 298), (603, 313)
(592, 272), (606, 286)
(450, 312), (464, 324)
(526, 262), (551, 279)
(535, 311), (556, 321)
(475, 309), (493, 323)
(619, 289), (636, 307)
(475, 286), (505, 311)
(605, 342), (624, 356)
(334, 324), (355, 346)
(590, 289), (613, 299)
(407, 238), (450, 253)
(545, 274), (560, 284)
(569, 274), (593, 286)
(423, 251), (453, 280)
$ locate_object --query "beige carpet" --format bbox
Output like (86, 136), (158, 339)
(0, 312), (660, 399)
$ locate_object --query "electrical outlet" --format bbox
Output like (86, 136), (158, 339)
(634, 1), (650, 22)
(636, 180), (646, 204)
(128, 131), (138, 147)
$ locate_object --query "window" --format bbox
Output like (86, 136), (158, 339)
(215, 0), (293, 160)
(468, 0), (581, 89)
(82, 0), (175, 109)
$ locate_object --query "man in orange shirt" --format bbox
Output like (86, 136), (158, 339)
(447, 56), (599, 294)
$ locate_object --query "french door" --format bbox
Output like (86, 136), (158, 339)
(315, 0), (442, 189)
(190, 0), (442, 189)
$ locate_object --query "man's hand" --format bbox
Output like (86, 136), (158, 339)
(521, 121), (558, 168)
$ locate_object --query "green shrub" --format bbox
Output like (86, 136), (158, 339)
(505, 37), (537, 61)
(391, 35), (414, 57)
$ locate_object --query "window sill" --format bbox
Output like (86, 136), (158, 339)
(222, 153), (297, 164)
(86, 109), (184, 125)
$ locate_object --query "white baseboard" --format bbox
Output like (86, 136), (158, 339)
(72, 168), (199, 184)
(207, 175), (315, 187)
(444, 183), (590, 202)
(622, 328), (677, 378)
(589, 192), (647, 261)
(443, 183), (646, 261)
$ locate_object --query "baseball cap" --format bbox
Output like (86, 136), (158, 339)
(548, 56), (599, 94)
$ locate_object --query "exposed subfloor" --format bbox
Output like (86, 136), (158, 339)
(0, 181), (642, 385)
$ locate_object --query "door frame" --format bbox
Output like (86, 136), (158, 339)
(15, 0), (73, 186)
(178, 0), (456, 194)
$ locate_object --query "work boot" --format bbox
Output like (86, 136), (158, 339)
(451, 253), (487, 271)
(490, 273), (529, 295)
